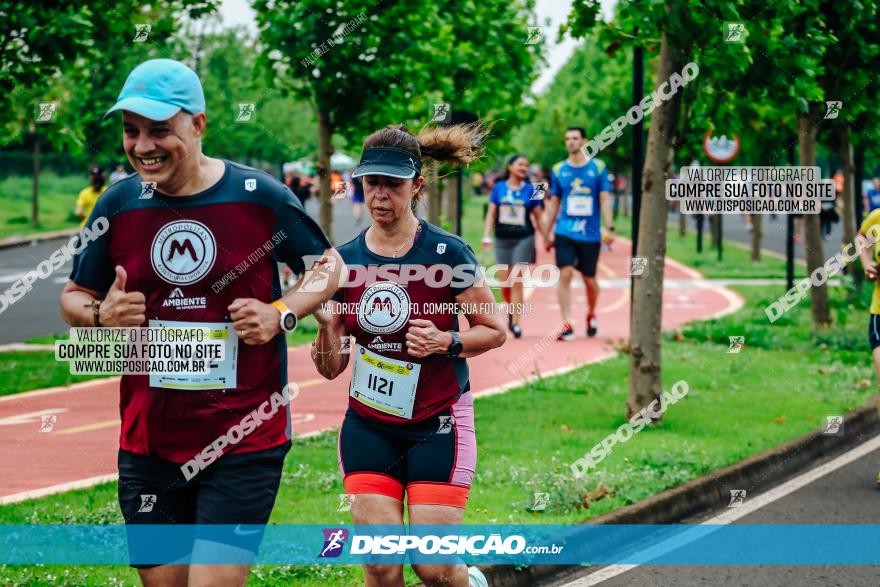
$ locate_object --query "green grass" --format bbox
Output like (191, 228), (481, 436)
(1, 284), (874, 586)
(0, 173), (87, 239)
(0, 351), (104, 396)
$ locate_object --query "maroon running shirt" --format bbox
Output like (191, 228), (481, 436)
(334, 220), (480, 424)
(70, 161), (331, 463)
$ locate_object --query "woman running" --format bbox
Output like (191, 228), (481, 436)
(310, 123), (506, 587)
(481, 154), (546, 338)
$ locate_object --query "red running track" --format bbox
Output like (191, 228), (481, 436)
(0, 236), (741, 503)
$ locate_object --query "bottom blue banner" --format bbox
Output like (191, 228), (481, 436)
(0, 524), (878, 565)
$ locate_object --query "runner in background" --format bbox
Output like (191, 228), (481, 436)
(528, 164), (549, 197)
(857, 208), (880, 485)
(352, 176), (366, 225)
(822, 169), (844, 240)
(74, 166), (107, 227)
(471, 170), (484, 196)
(60, 58), (342, 587)
(543, 127), (614, 340)
(310, 123), (505, 587)
(481, 154), (547, 338)
(109, 164), (128, 184)
(866, 176), (880, 212)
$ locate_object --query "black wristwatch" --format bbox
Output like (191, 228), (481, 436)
(447, 331), (463, 358)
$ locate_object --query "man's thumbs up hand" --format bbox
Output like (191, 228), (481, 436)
(100, 265), (146, 327)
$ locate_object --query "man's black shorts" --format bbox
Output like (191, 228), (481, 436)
(554, 234), (601, 277)
(869, 314), (880, 350)
(118, 441), (290, 568)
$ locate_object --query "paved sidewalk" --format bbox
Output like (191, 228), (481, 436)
(0, 234), (742, 504)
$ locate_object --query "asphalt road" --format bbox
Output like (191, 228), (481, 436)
(546, 432), (880, 587)
(0, 196), (367, 344)
(672, 212), (845, 261)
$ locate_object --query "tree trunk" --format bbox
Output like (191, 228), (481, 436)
(426, 161), (441, 225)
(799, 104), (830, 327)
(317, 110), (333, 238)
(32, 129), (40, 229)
(836, 125), (855, 248)
(710, 214), (719, 248)
(854, 147), (865, 291)
(445, 172), (458, 228)
(750, 213), (762, 261)
(677, 203), (686, 236)
(627, 31), (690, 421)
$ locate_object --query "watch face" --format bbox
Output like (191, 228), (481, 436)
(282, 313), (297, 331)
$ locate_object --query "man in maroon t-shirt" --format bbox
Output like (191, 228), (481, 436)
(60, 58), (342, 585)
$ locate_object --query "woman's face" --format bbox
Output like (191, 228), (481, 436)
(364, 174), (425, 226)
(508, 157), (529, 180)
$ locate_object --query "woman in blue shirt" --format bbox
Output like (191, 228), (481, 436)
(481, 154), (547, 338)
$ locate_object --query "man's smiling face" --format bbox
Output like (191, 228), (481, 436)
(122, 110), (203, 189)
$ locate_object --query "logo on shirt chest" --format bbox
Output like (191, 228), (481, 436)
(357, 282), (411, 335)
(162, 287), (206, 310)
(367, 335), (403, 352)
(151, 220), (217, 285)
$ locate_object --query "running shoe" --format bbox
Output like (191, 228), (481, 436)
(511, 323), (522, 339)
(587, 313), (598, 337)
(468, 566), (489, 587)
(557, 322), (575, 341)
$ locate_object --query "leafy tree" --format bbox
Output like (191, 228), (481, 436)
(196, 27), (318, 169)
(563, 0), (836, 416)
(513, 39), (632, 174)
(254, 0), (543, 235)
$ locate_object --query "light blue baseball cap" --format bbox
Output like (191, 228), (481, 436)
(104, 59), (206, 121)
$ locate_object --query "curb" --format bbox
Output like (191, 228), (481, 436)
(0, 343), (56, 352)
(0, 228), (78, 250)
(479, 399), (879, 587)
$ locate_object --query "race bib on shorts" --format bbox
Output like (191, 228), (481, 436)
(349, 345), (420, 419)
(566, 195), (593, 217)
(148, 320), (238, 390)
(498, 204), (526, 226)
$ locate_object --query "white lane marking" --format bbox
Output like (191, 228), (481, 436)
(0, 343), (56, 352)
(291, 413), (315, 425)
(0, 378), (121, 403)
(561, 433), (880, 586)
(0, 272), (27, 284)
(0, 408), (68, 426)
(0, 474), (118, 505)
